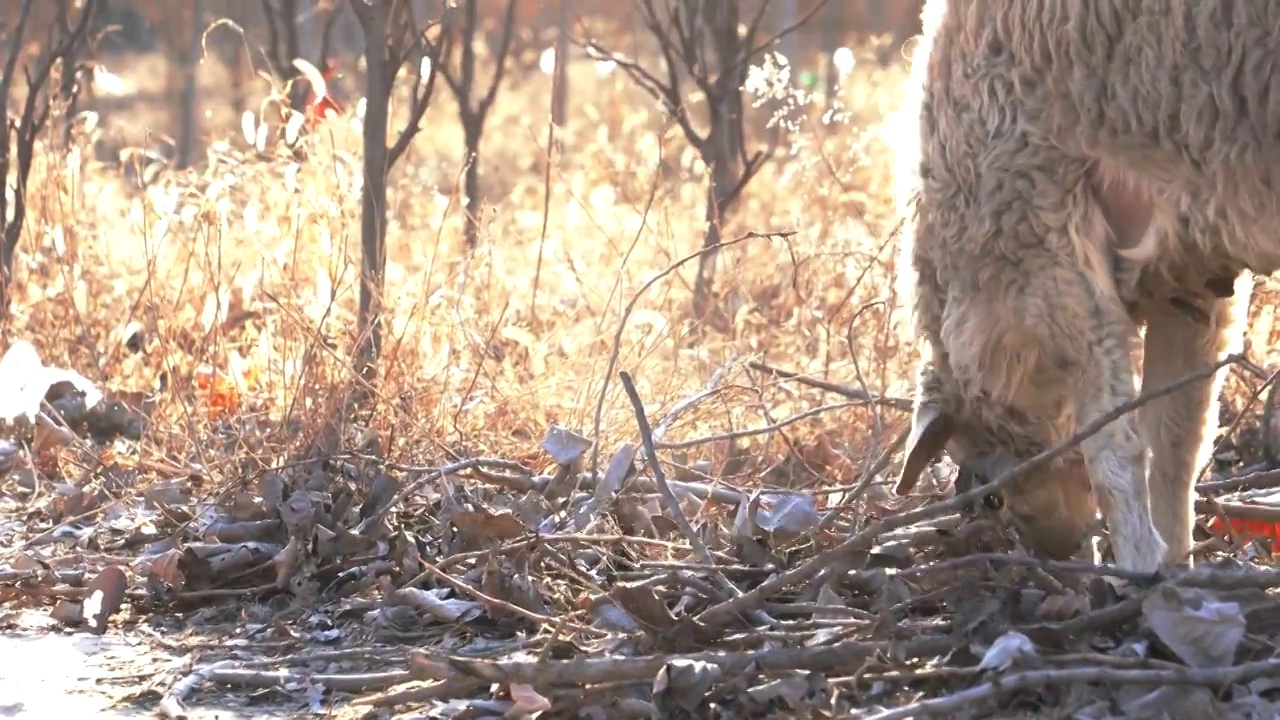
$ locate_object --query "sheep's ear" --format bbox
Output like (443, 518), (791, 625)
(894, 403), (955, 496)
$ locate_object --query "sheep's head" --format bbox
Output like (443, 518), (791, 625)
(895, 360), (1099, 561)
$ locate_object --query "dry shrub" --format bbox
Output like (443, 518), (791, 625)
(7, 32), (1280, 496)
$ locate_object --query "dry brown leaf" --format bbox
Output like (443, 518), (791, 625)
(387, 587), (483, 623)
(140, 548), (187, 592)
(653, 658), (720, 715)
(597, 442), (637, 502)
(1035, 591), (1091, 621)
(83, 565), (128, 635)
(750, 490), (819, 541)
(31, 413), (76, 454)
(257, 473), (287, 517)
(1141, 585), (1246, 668)
(453, 507), (528, 544)
(273, 536), (302, 589)
(506, 683), (552, 718)
(540, 424), (592, 465)
(608, 582), (678, 635)
(49, 598), (84, 626)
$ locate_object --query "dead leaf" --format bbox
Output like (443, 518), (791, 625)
(31, 413), (77, 454)
(750, 491), (819, 540)
(258, 473), (287, 517)
(597, 443), (637, 502)
(150, 548), (187, 591)
(453, 507), (528, 544)
(1120, 685), (1225, 720)
(83, 565), (128, 635)
(653, 658), (720, 715)
(388, 587), (483, 623)
(273, 536), (302, 589)
(1036, 591), (1090, 621)
(976, 630), (1036, 672)
(609, 582), (678, 635)
(584, 595), (641, 633)
(506, 682), (552, 718)
(49, 599), (84, 626)
(540, 425), (592, 465)
(1141, 585), (1246, 667)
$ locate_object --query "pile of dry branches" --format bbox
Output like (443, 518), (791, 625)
(2, 339), (1280, 719)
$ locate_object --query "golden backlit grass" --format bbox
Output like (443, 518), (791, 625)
(8, 34), (1280, 496)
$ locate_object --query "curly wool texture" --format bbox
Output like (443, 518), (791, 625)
(892, 0), (1266, 572)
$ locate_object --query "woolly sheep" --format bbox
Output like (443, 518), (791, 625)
(890, 0), (1268, 573)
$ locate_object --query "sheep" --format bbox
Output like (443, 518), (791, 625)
(888, 0), (1269, 574)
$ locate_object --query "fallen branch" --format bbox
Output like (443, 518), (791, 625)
(353, 456), (535, 534)
(655, 399), (869, 451)
(748, 360), (912, 410)
(694, 353), (1246, 628)
(1197, 497), (1280, 524)
(160, 659), (410, 716)
(619, 369), (776, 628)
(1196, 468), (1280, 495)
(862, 658), (1280, 720)
(402, 633), (956, 687)
(650, 352), (739, 442)
(398, 555), (598, 636)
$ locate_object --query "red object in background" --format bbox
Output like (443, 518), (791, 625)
(303, 58), (345, 129)
(1206, 507), (1280, 552)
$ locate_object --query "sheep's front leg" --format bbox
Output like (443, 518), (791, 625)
(1137, 275), (1250, 567)
(1074, 306), (1167, 574)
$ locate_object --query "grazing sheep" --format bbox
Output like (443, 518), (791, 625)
(889, 0), (1266, 573)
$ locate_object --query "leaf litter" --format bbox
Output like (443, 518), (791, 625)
(2, 339), (1280, 719)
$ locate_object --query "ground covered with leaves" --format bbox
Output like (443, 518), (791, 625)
(4, 35), (1280, 720)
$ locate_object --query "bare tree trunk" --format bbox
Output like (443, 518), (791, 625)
(58, 24), (82, 144)
(354, 10), (391, 383)
(438, 0), (517, 251)
(176, 0), (204, 168)
(347, 0), (444, 387)
(226, 0), (247, 116)
(551, 0), (569, 127)
(296, 0), (317, 59)
(692, 1), (747, 322)
(823, 2), (842, 108)
(461, 119), (481, 249)
(773, 0), (799, 63)
(758, 0), (799, 143)
(0, 0), (97, 317)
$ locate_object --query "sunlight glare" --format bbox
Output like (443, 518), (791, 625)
(833, 47), (856, 76)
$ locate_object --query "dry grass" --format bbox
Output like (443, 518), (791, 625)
(6, 24), (1280, 525)
(7, 37), (929, 493)
(7, 26), (1280, 720)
